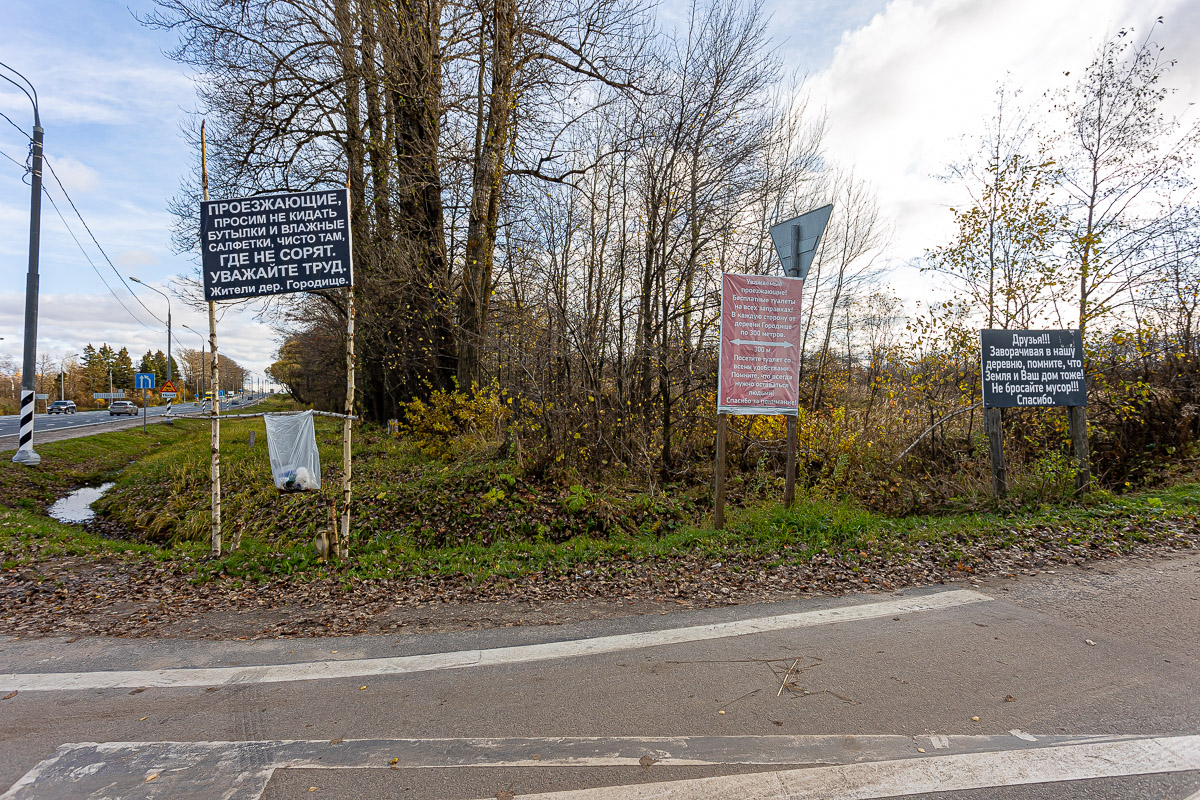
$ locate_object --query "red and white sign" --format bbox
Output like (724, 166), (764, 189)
(717, 272), (804, 416)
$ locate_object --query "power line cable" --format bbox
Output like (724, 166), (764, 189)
(0, 145), (158, 331)
(42, 190), (158, 332)
(0, 110), (31, 140)
(41, 153), (166, 326)
(0, 144), (28, 174)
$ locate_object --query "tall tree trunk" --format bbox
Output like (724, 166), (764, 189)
(459, 0), (517, 389)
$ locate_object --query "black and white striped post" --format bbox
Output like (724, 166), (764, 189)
(3, 63), (43, 466)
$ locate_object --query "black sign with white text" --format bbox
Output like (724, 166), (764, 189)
(981, 329), (1086, 408)
(200, 188), (353, 301)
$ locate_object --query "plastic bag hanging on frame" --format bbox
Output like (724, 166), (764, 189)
(263, 410), (322, 491)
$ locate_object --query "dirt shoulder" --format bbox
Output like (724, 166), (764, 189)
(3, 515), (1195, 641)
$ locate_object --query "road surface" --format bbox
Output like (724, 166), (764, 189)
(0, 394), (269, 451)
(2, 551), (1198, 798)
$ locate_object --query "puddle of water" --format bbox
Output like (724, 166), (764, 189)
(47, 483), (115, 524)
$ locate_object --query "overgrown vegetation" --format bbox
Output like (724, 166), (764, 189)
(139, 2), (1200, 514)
(2, 405), (1197, 589)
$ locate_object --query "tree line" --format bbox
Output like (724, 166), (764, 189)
(0, 345), (251, 412)
(146, 1), (1199, 502)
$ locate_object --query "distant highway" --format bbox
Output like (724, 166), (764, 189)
(0, 394), (269, 449)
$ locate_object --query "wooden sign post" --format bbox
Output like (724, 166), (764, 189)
(714, 413), (728, 529)
(198, 125), (356, 557)
(711, 206), (831, 529)
(714, 273), (805, 528)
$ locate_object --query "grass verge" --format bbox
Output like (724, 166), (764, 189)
(1, 401), (1197, 591)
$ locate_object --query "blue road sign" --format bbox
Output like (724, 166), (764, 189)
(135, 372), (156, 389)
(218, 390), (226, 398)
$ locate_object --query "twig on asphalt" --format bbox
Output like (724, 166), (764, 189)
(717, 688), (760, 711)
(777, 658), (800, 697)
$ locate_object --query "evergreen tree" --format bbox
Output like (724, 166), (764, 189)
(80, 344), (103, 394)
(152, 350), (169, 385)
(113, 348), (135, 392)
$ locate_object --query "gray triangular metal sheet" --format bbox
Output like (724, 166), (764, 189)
(770, 204), (833, 279)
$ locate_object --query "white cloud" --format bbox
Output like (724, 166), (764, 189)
(43, 154), (100, 194)
(0, 291), (281, 376)
(802, 0), (1199, 306)
(115, 248), (160, 269)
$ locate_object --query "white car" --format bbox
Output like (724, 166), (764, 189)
(109, 400), (139, 416)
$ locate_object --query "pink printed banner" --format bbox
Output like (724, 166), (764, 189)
(717, 272), (803, 416)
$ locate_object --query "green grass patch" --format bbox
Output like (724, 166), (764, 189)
(2, 402), (1198, 586)
(0, 418), (204, 511)
(0, 505), (167, 569)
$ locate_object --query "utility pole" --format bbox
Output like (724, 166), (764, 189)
(4, 63), (42, 466)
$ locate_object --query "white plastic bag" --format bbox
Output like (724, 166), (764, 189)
(264, 410), (322, 492)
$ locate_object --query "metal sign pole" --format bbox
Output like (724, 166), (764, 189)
(142, 388), (147, 434)
(769, 206), (832, 511)
(202, 120), (222, 557)
(784, 226), (802, 508)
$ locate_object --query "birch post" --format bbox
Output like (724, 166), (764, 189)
(201, 120), (222, 556)
(339, 283), (355, 558)
(338, 174), (355, 559)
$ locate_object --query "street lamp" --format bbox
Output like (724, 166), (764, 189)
(129, 277), (172, 382)
(3, 62), (43, 465)
(60, 352), (80, 402)
(181, 323), (207, 402)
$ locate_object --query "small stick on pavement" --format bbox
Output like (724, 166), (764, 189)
(717, 688), (760, 712)
(778, 658), (800, 697)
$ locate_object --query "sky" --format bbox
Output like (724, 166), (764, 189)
(1, 0), (1197, 377)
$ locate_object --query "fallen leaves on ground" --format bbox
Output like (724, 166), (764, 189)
(1, 516), (1197, 641)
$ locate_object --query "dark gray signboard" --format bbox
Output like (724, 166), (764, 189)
(200, 188), (353, 301)
(769, 204), (833, 280)
(981, 329), (1086, 408)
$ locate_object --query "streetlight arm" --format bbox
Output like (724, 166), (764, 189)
(180, 324), (208, 400)
(0, 62), (39, 127)
(130, 277), (173, 382)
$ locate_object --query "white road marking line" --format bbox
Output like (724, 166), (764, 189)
(0, 734), (1142, 800)
(1183, 788), (1200, 800)
(0, 589), (989, 692)
(497, 734), (1200, 800)
(1009, 729), (1037, 741)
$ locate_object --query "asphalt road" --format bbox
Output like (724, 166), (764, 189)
(0, 394), (269, 451)
(2, 551), (1198, 799)
(0, 404), (176, 437)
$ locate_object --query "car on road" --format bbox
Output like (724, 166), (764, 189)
(109, 400), (139, 416)
(47, 400), (77, 415)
